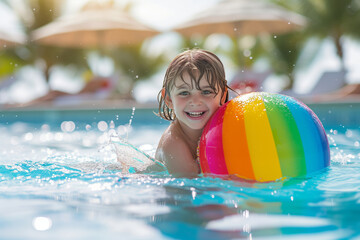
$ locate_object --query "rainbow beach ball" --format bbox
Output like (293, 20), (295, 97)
(199, 92), (330, 182)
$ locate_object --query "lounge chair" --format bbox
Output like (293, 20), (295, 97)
(281, 70), (347, 98)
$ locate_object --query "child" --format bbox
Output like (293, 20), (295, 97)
(156, 49), (230, 176)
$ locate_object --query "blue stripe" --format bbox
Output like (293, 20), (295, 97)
(281, 95), (329, 173)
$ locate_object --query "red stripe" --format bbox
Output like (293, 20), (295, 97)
(199, 120), (211, 173)
(202, 103), (228, 174)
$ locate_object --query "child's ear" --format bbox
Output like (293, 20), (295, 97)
(162, 88), (173, 109)
(220, 88), (228, 105)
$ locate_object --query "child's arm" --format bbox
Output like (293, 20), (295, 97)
(156, 137), (199, 176)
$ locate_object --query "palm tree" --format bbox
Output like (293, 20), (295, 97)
(260, 31), (307, 89)
(262, 0), (360, 89)
(4, 0), (89, 83)
(111, 43), (167, 99)
(0, 0), (28, 79)
(273, 0), (360, 71)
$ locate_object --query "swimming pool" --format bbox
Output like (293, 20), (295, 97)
(1, 102), (359, 239)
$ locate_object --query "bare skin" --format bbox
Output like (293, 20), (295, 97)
(156, 119), (201, 175)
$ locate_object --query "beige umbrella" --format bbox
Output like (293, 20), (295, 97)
(31, 2), (159, 48)
(0, 29), (26, 47)
(173, 0), (307, 37)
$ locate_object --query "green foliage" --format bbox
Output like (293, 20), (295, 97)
(0, 47), (27, 78)
(112, 44), (166, 82)
(0, 54), (22, 77)
(226, 36), (264, 69)
(273, 0), (360, 67)
(300, 0), (360, 37)
(27, 0), (61, 30)
(261, 32), (307, 89)
(268, 0), (360, 88)
(180, 35), (207, 50)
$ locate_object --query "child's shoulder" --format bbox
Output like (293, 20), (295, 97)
(156, 123), (198, 174)
(156, 122), (191, 161)
(158, 122), (187, 150)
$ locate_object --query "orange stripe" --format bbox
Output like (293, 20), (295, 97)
(222, 96), (255, 180)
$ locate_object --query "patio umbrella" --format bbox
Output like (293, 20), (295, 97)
(173, 0), (307, 37)
(31, 2), (159, 48)
(0, 29), (26, 47)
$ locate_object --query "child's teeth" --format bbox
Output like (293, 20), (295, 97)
(189, 112), (203, 117)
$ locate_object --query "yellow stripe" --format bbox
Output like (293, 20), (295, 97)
(243, 93), (282, 181)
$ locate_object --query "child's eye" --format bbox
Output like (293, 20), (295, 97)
(202, 90), (213, 95)
(179, 91), (189, 96)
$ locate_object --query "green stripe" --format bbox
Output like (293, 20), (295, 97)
(262, 93), (307, 178)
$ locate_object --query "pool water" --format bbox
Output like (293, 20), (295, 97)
(0, 104), (360, 240)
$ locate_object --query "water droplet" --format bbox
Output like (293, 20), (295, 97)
(97, 121), (108, 132)
(41, 124), (50, 131)
(61, 121), (75, 132)
(243, 49), (251, 57)
(109, 120), (115, 129)
(24, 132), (33, 141)
(274, 36), (277, 39)
(117, 125), (127, 136)
(345, 130), (353, 138)
(234, 28), (237, 32)
(125, 107), (136, 140)
(32, 217), (52, 231)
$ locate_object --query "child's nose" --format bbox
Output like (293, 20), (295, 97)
(190, 95), (202, 106)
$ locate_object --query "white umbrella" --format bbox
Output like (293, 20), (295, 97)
(31, 3), (159, 48)
(0, 1), (26, 47)
(0, 29), (25, 47)
(173, 0), (307, 37)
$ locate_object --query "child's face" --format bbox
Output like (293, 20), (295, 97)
(166, 73), (224, 131)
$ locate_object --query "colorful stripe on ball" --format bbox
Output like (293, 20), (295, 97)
(199, 92), (330, 182)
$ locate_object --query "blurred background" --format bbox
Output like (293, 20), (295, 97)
(1, 0), (360, 108)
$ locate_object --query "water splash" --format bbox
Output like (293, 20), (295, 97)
(107, 133), (166, 174)
(126, 107), (136, 140)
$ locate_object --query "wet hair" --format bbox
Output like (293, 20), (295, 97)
(157, 49), (229, 121)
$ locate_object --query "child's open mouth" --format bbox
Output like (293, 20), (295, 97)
(186, 111), (205, 117)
